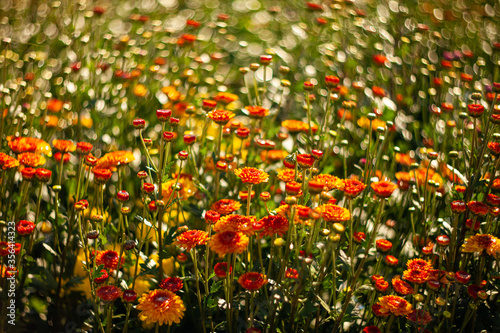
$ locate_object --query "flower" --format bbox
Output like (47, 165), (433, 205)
(234, 167), (269, 185)
(211, 199), (242, 215)
(52, 139), (76, 153)
(343, 179), (367, 198)
(462, 234), (500, 257)
(238, 272), (267, 290)
(76, 142), (93, 155)
(16, 220), (35, 236)
(213, 214), (256, 235)
(455, 271), (471, 284)
(256, 215), (289, 237)
(296, 154), (314, 168)
(213, 92), (238, 105)
(245, 106), (269, 118)
(209, 231), (249, 257)
(0, 153), (19, 170)
(467, 104), (485, 117)
(207, 110), (235, 125)
(372, 303), (390, 317)
(277, 169), (296, 182)
(392, 277), (414, 295)
(451, 200), (466, 213)
(285, 268), (299, 279)
(376, 295), (412, 316)
(385, 255), (399, 266)
(376, 239), (392, 252)
(94, 151), (135, 170)
(96, 250), (125, 270)
(214, 262), (232, 277)
(96, 285), (123, 302)
(160, 277), (183, 293)
(468, 201), (489, 216)
(363, 326), (381, 333)
(205, 210), (221, 224)
(353, 232), (366, 243)
(313, 174), (344, 191)
(275, 204), (311, 224)
(8, 137), (50, 154)
(93, 168), (113, 183)
(281, 120), (310, 134)
(17, 153), (46, 167)
(137, 289), (185, 326)
(315, 204), (350, 222)
(371, 181), (397, 198)
(174, 230), (209, 251)
(35, 168), (52, 182)
(375, 279), (389, 292)
(406, 259), (432, 271)
(403, 269), (430, 284)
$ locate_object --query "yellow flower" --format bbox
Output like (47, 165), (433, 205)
(462, 234), (500, 258)
(134, 84), (148, 97)
(315, 203), (350, 222)
(94, 151), (135, 170)
(137, 289), (186, 326)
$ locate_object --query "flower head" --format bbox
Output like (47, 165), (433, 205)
(213, 214), (256, 236)
(0, 153), (19, 170)
(256, 215), (289, 237)
(462, 234), (500, 258)
(376, 295), (412, 316)
(312, 174), (343, 191)
(238, 272), (267, 290)
(137, 289), (185, 326)
(392, 277), (414, 295)
(209, 231), (249, 257)
(214, 262), (232, 277)
(52, 139), (76, 153)
(18, 153), (45, 167)
(371, 181), (397, 198)
(96, 285), (123, 302)
(174, 230), (209, 251)
(207, 110), (235, 125)
(315, 204), (350, 222)
(94, 151), (135, 170)
(96, 250), (125, 270)
(245, 106), (269, 119)
(211, 199), (242, 215)
(234, 167), (269, 185)
(160, 277), (183, 293)
(16, 220), (35, 236)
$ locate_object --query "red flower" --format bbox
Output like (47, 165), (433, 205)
(93, 269), (109, 284)
(96, 285), (123, 302)
(455, 271), (471, 284)
(16, 220), (35, 236)
(385, 255), (399, 266)
(467, 104), (485, 118)
(376, 239), (392, 252)
(160, 277), (183, 293)
(436, 235), (450, 247)
(371, 181), (397, 198)
(296, 154), (314, 168)
(238, 272), (267, 290)
(363, 326), (381, 333)
(123, 289), (137, 303)
(325, 75), (340, 88)
(451, 200), (466, 213)
(76, 142), (93, 155)
(375, 279), (389, 292)
(93, 168), (113, 183)
(214, 262), (232, 278)
(353, 232), (366, 243)
(205, 210), (221, 224)
(285, 268), (299, 279)
(468, 201), (489, 216)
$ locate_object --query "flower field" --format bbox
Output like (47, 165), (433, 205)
(1, 0), (500, 332)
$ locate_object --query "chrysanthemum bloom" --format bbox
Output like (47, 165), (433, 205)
(21, 167), (36, 180)
(286, 181), (302, 196)
(17, 152), (46, 167)
(234, 167), (269, 185)
(213, 92), (238, 105)
(94, 151), (135, 170)
(76, 142), (93, 155)
(16, 220), (35, 236)
(245, 106), (269, 119)
(54, 152), (70, 164)
(377, 295), (412, 316)
(285, 268), (299, 279)
(436, 235), (450, 247)
(315, 203), (350, 222)
(353, 231), (366, 243)
(467, 104), (485, 118)
(96, 250), (125, 270)
(375, 279), (389, 292)
(403, 269), (430, 284)
(205, 210), (220, 224)
(407, 309), (432, 326)
(211, 199), (242, 215)
(33, 168), (51, 182)
(312, 174), (343, 191)
(343, 179), (367, 198)
(296, 154), (314, 168)
(52, 139), (76, 153)
(174, 230), (209, 251)
(238, 272), (268, 290)
(0, 153), (19, 170)
(275, 204), (310, 224)
(213, 214), (256, 236)
(93, 269), (109, 284)
(123, 289), (138, 303)
(214, 262), (232, 277)
(256, 215), (289, 237)
(160, 277), (183, 293)
(488, 142), (500, 155)
(451, 200), (466, 213)
(371, 181), (397, 198)
(462, 234), (500, 257)
(467, 201), (489, 216)
(392, 277), (414, 295)
(376, 239), (392, 252)
(487, 193), (500, 207)
(372, 86), (386, 97)
(455, 271), (471, 284)
(207, 110), (235, 125)
(281, 119), (310, 134)
(96, 285), (123, 302)
(210, 231), (249, 257)
(363, 326), (381, 333)
(277, 169), (296, 182)
(406, 259), (432, 271)
(385, 255), (399, 266)
(137, 289), (185, 326)
(93, 168), (113, 183)
(8, 137), (50, 154)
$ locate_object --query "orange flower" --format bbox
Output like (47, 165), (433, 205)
(343, 179), (367, 198)
(94, 151), (135, 170)
(376, 295), (412, 316)
(8, 137), (51, 154)
(403, 269), (430, 284)
(161, 174), (197, 204)
(371, 181), (397, 198)
(174, 230), (209, 251)
(312, 174), (343, 191)
(260, 150), (288, 163)
(211, 199), (242, 215)
(275, 204), (310, 224)
(315, 203), (350, 222)
(277, 169), (296, 182)
(93, 168), (113, 183)
(406, 259), (432, 271)
(47, 98), (64, 112)
(52, 139), (76, 153)
(372, 86), (386, 97)
(467, 201), (489, 216)
(207, 110), (235, 125)
(462, 234), (500, 258)
(213, 214), (256, 235)
(17, 152), (46, 167)
(209, 231), (249, 257)
(0, 153), (19, 170)
(137, 289), (185, 326)
(234, 167), (269, 185)
(245, 106), (269, 118)
(238, 272), (267, 290)
(213, 92), (238, 105)
(281, 119), (309, 134)
(256, 215), (289, 237)
(395, 153), (415, 166)
(392, 277), (414, 295)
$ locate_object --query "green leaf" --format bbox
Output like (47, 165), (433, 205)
(92, 264), (105, 279)
(210, 280), (223, 294)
